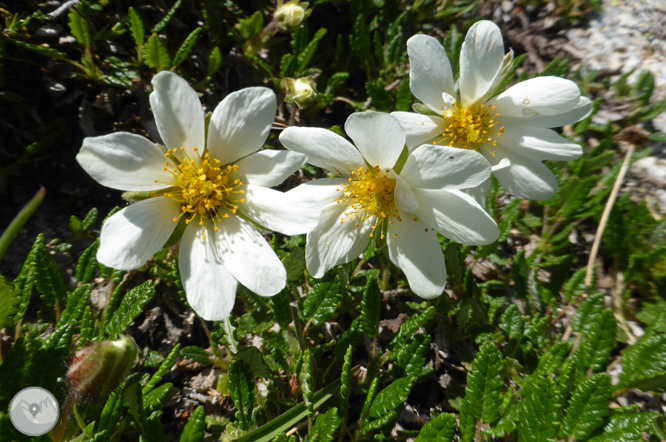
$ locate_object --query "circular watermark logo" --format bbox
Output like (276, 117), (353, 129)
(9, 387), (60, 436)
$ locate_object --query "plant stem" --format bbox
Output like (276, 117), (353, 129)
(0, 186), (45, 261)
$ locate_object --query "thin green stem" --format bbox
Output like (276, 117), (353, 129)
(0, 186), (45, 261)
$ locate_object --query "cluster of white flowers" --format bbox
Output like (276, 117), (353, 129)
(77, 21), (590, 321)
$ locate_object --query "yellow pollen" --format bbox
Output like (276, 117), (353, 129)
(336, 166), (402, 237)
(441, 101), (504, 155)
(159, 147), (244, 234)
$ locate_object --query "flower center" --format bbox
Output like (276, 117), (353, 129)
(437, 101), (505, 154)
(336, 166), (405, 239)
(158, 147), (245, 233)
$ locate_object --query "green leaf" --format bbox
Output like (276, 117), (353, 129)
(173, 28), (202, 67)
(518, 375), (560, 442)
(388, 306), (436, 351)
(340, 346), (353, 419)
(143, 383), (172, 413)
(303, 279), (343, 327)
(444, 243), (463, 285)
(106, 281), (156, 337)
(572, 293), (605, 333)
(271, 288), (292, 329)
(128, 7), (145, 46)
(333, 316), (364, 359)
(361, 276), (381, 338)
(390, 333), (431, 377)
(464, 342), (505, 424)
(360, 376), (380, 419)
(229, 360), (254, 430)
(298, 28), (327, 72)
(45, 284), (91, 350)
(151, 0), (181, 34)
(98, 390), (124, 434)
(350, 15), (371, 64)
(366, 81), (393, 112)
(235, 346), (270, 379)
(68, 7), (92, 47)
(3, 36), (68, 61)
(69, 215), (84, 237)
(559, 373), (611, 440)
(34, 247), (68, 304)
(395, 76), (412, 112)
(78, 305), (94, 349)
(143, 344), (180, 395)
(0, 276), (21, 329)
(574, 309), (616, 373)
(499, 305), (524, 342)
(588, 412), (659, 442)
(415, 412), (456, 442)
(180, 346), (211, 365)
(459, 396), (477, 442)
(302, 348), (314, 420)
(75, 239), (99, 284)
(180, 406), (206, 442)
(282, 247), (306, 282)
(369, 376), (414, 419)
(207, 47), (223, 77)
(563, 266), (589, 302)
(143, 34), (172, 71)
(620, 331), (666, 390)
(310, 407), (341, 442)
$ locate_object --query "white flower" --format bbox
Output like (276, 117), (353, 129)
(77, 72), (319, 321)
(275, 1), (309, 31)
(280, 112), (499, 299)
(392, 20), (593, 201)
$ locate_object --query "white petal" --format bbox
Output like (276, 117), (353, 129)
(97, 197), (181, 270)
(406, 34), (455, 114)
(489, 76), (581, 118)
(235, 150), (306, 187)
(179, 224), (237, 321)
(240, 184), (319, 235)
(498, 96), (594, 128)
(413, 188), (499, 245)
(387, 217), (446, 299)
(77, 132), (176, 191)
(463, 177), (491, 209)
(485, 144), (558, 200)
(150, 71), (205, 159)
(287, 178), (348, 208)
(391, 111), (446, 150)
(500, 126), (583, 161)
(208, 87), (277, 166)
(306, 203), (372, 278)
(400, 144), (491, 190)
(459, 20), (505, 106)
(279, 127), (365, 176)
(394, 173), (419, 215)
(344, 112), (406, 169)
(217, 215), (286, 296)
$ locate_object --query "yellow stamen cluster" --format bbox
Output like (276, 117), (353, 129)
(436, 101), (505, 155)
(156, 147), (245, 236)
(336, 166), (402, 240)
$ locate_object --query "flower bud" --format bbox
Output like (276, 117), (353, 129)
(274, 1), (309, 31)
(284, 77), (317, 109)
(67, 335), (138, 402)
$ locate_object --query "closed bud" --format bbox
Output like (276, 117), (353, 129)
(67, 335), (138, 402)
(284, 77), (317, 109)
(274, 1), (309, 32)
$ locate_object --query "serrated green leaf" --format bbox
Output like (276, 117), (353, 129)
(588, 411), (658, 442)
(45, 284), (91, 350)
(106, 281), (156, 337)
(282, 247), (306, 282)
(70, 215), (84, 237)
(574, 309), (616, 373)
(360, 376), (380, 419)
(181, 406), (205, 442)
(143, 344), (180, 395)
(388, 306), (436, 351)
(366, 81), (393, 112)
(207, 47), (223, 77)
(298, 28), (327, 72)
(559, 373), (610, 440)
(620, 331), (666, 390)
(0, 276), (21, 329)
(444, 242), (463, 285)
(78, 305), (94, 349)
(181, 346), (212, 365)
(390, 333), (431, 377)
(340, 345), (353, 419)
(369, 376), (413, 419)
(3, 37), (68, 61)
(334, 316), (364, 359)
(34, 247), (68, 304)
(68, 7), (92, 47)
(310, 407), (341, 442)
(128, 7), (145, 46)
(303, 279), (343, 327)
(464, 342), (505, 424)
(518, 375), (560, 442)
(362, 276), (381, 338)
(173, 28), (202, 67)
(459, 397), (477, 442)
(98, 390), (124, 434)
(572, 293), (605, 333)
(415, 412), (456, 442)
(151, 0), (181, 34)
(301, 348), (314, 420)
(75, 239), (99, 283)
(350, 15), (371, 64)
(499, 305), (524, 342)
(235, 346), (270, 379)
(229, 360), (254, 430)
(143, 382), (172, 413)
(143, 34), (171, 71)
